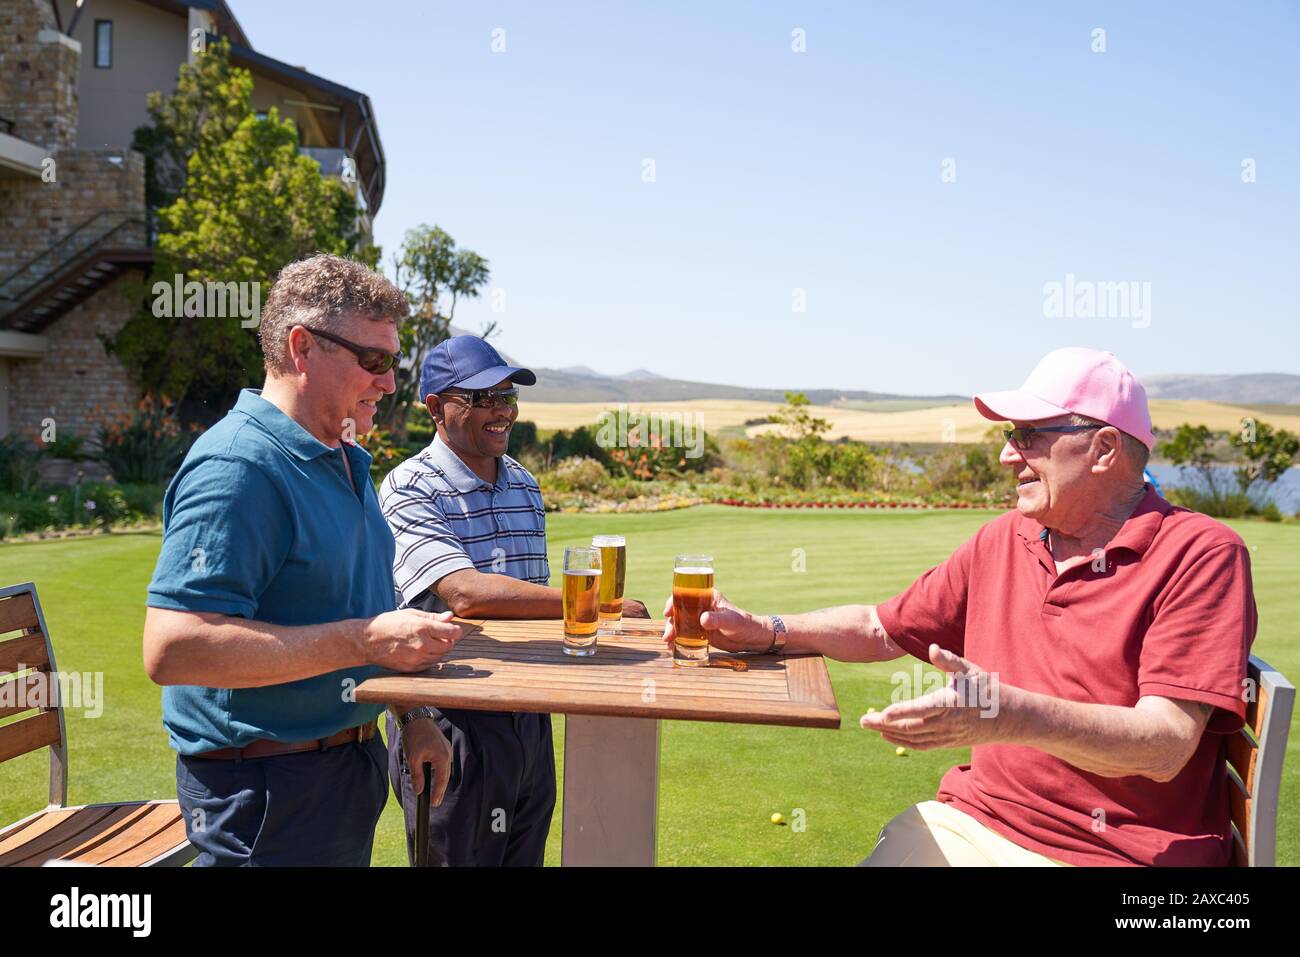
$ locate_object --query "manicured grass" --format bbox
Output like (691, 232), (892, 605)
(1, 507), (1296, 866)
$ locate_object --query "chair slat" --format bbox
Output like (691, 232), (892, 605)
(0, 710), (60, 765)
(0, 593), (40, 636)
(0, 806), (117, 864)
(0, 672), (57, 720)
(1245, 682), (1269, 740)
(1227, 772), (1250, 851)
(0, 633), (49, 674)
(0, 805), (142, 867)
(66, 804), (180, 865)
(1223, 729), (1258, 795)
(96, 807), (192, 867)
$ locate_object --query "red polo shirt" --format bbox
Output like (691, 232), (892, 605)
(876, 485), (1256, 867)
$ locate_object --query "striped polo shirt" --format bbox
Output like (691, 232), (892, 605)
(379, 435), (549, 612)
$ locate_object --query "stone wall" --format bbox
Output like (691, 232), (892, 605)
(0, 0), (79, 150)
(1, 2), (147, 442)
(7, 272), (140, 442)
(0, 149), (146, 279)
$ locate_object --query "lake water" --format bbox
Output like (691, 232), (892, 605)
(1146, 464), (1300, 514)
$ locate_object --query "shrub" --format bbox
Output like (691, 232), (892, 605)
(1165, 486), (1253, 518)
(549, 426), (609, 467)
(541, 456), (609, 493)
(95, 397), (195, 484)
(508, 420), (540, 459)
(116, 482), (167, 521)
(43, 434), (89, 461)
(407, 403), (435, 445)
(356, 427), (404, 481)
(0, 435), (43, 494)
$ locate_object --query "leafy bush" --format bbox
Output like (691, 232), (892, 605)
(1165, 486), (1253, 519)
(508, 420), (539, 459)
(406, 403), (435, 445)
(548, 426), (610, 467)
(115, 482), (167, 521)
(541, 456), (610, 493)
(0, 436), (43, 494)
(919, 444), (1012, 500)
(43, 434), (89, 460)
(356, 428), (405, 481)
(95, 397), (195, 484)
(0, 482), (166, 538)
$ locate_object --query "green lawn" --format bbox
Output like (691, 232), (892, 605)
(1, 506), (1296, 866)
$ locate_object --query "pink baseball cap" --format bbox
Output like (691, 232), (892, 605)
(973, 347), (1155, 449)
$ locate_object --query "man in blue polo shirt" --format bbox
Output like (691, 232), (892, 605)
(380, 336), (647, 866)
(144, 254), (463, 866)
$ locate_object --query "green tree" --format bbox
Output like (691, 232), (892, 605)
(1228, 418), (1300, 492)
(377, 225), (492, 437)
(107, 42), (367, 420)
(1158, 423), (1232, 511)
(769, 392), (831, 440)
(130, 38), (251, 212)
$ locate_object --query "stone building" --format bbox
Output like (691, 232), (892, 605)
(0, 0), (386, 440)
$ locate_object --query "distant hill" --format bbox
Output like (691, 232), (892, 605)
(1144, 373), (1300, 404)
(524, 366), (965, 405)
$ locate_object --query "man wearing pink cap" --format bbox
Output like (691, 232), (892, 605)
(664, 347), (1256, 866)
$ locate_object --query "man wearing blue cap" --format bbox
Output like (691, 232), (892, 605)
(380, 334), (648, 866)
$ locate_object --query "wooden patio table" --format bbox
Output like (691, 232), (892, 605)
(354, 615), (841, 866)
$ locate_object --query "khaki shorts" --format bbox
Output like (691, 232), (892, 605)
(860, 801), (1074, 867)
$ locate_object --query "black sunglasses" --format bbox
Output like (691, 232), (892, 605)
(301, 326), (401, 374)
(439, 387), (520, 410)
(1003, 425), (1101, 451)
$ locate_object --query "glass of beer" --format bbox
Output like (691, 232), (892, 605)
(672, 555), (714, 667)
(562, 546), (602, 656)
(592, 534), (626, 635)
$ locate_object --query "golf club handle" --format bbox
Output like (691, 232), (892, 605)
(415, 761), (433, 867)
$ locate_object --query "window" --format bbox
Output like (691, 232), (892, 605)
(94, 20), (112, 68)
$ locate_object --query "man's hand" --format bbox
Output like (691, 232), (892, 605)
(661, 590), (772, 654)
(363, 609), (463, 672)
(622, 598), (650, 618)
(860, 643), (1008, 750)
(401, 717), (453, 806)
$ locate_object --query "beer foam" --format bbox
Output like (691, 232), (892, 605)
(564, 569), (601, 577)
(592, 535), (625, 546)
(674, 567), (713, 576)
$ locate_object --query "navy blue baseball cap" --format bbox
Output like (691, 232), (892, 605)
(419, 335), (536, 401)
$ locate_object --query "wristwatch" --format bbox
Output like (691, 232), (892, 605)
(396, 705), (435, 729)
(765, 615), (787, 655)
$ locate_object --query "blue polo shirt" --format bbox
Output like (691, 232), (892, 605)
(380, 436), (549, 612)
(147, 389), (391, 755)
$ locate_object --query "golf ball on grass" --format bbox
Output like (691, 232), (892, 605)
(770, 812), (784, 825)
(895, 746), (907, 757)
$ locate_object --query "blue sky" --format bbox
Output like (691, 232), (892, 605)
(230, 1), (1299, 396)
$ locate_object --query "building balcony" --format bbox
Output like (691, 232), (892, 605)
(299, 146), (373, 242)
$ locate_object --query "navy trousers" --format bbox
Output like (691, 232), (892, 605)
(175, 733), (388, 867)
(387, 709), (555, 867)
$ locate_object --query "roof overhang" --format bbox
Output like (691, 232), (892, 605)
(130, 0), (251, 47)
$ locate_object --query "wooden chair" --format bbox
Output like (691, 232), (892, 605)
(1225, 654), (1295, 867)
(0, 582), (195, 867)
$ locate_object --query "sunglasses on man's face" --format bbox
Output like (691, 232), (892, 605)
(439, 387), (520, 410)
(301, 326), (401, 374)
(1003, 424), (1100, 451)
